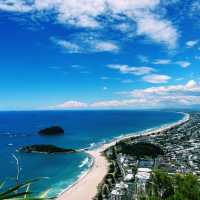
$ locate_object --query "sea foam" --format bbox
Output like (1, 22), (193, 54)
(79, 157), (89, 168)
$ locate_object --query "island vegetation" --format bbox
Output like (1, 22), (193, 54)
(19, 144), (76, 154)
(38, 126), (64, 136)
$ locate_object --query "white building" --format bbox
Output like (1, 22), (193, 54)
(135, 168), (152, 194)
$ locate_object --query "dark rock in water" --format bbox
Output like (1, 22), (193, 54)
(19, 144), (76, 154)
(38, 126), (64, 136)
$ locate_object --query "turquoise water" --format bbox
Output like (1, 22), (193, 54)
(0, 110), (183, 197)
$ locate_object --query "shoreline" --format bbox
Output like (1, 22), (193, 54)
(56, 112), (190, 200)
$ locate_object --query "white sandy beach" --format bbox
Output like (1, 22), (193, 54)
(56, 113), (190, 200)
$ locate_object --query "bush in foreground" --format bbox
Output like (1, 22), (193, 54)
(0, 179), (54, 200)
(143, 170), (200, 200)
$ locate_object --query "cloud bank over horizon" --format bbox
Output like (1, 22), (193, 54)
(49, 80), (200, 109)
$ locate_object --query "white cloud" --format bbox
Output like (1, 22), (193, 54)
(186, 40), (199, 48)
(107, 64), (171, 84)
(50, 101), (88, 109)
(94, 41), (119, 52)
(49, 80), (200, 109)
(153, 59), (191, 68)
(52, 37), (119, 53)
(0, 0), (33, 12)
(153, 59), (171, 64)
(142, 74), (171, 83)
(122, 80), (200, 107)
(90, 100), (123, 108)
(114, 23), (132, 33)
(108, 64), (154, 75)
(91, 96), (197, 108)
(52, 38), (81, 53)
(176, 61), (191, 68)
(90, 99), (146, 108)
(154, 59), (191, 68)
(34, 0), (106, 28)
(0, 0), (179, 48)
(106, 0), (159, 12)
(136, 14), (178, 49)
(131, 80), (200, 96)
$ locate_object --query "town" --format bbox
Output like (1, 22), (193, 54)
(94, 112), (200, 200)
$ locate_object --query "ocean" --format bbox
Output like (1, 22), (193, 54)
(0, 110), (183, 197)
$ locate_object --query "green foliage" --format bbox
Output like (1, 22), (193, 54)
(117, 142), (164, 158)
(0, 179), (54, 200)
(170, 173), (200, 200)
(0, 182), (5, 190)
(144, 170), (200, 200)
(20, 144), (76, 154)
(150, 170), (174, 199)
(94, 158), (120, 200)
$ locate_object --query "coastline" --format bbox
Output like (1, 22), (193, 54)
(56, 112), (190, 200)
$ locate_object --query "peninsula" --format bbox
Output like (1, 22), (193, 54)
(56, 112), (200, 200)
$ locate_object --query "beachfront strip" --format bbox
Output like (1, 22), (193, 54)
(94, 112), (200, 200)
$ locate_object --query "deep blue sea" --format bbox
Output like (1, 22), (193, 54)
(0, 110), (183, 197)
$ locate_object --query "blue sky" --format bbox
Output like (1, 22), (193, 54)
(1, 0), (200, 110)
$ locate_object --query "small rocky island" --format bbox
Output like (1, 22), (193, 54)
(19, 144), (76, 154)
(38, 126), (64, 136)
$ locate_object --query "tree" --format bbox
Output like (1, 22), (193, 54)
(144, 171), (200, 200)
(171, 173), (200, 200)
(149, 170), (174, 199)
(117, 142), (164, 158)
